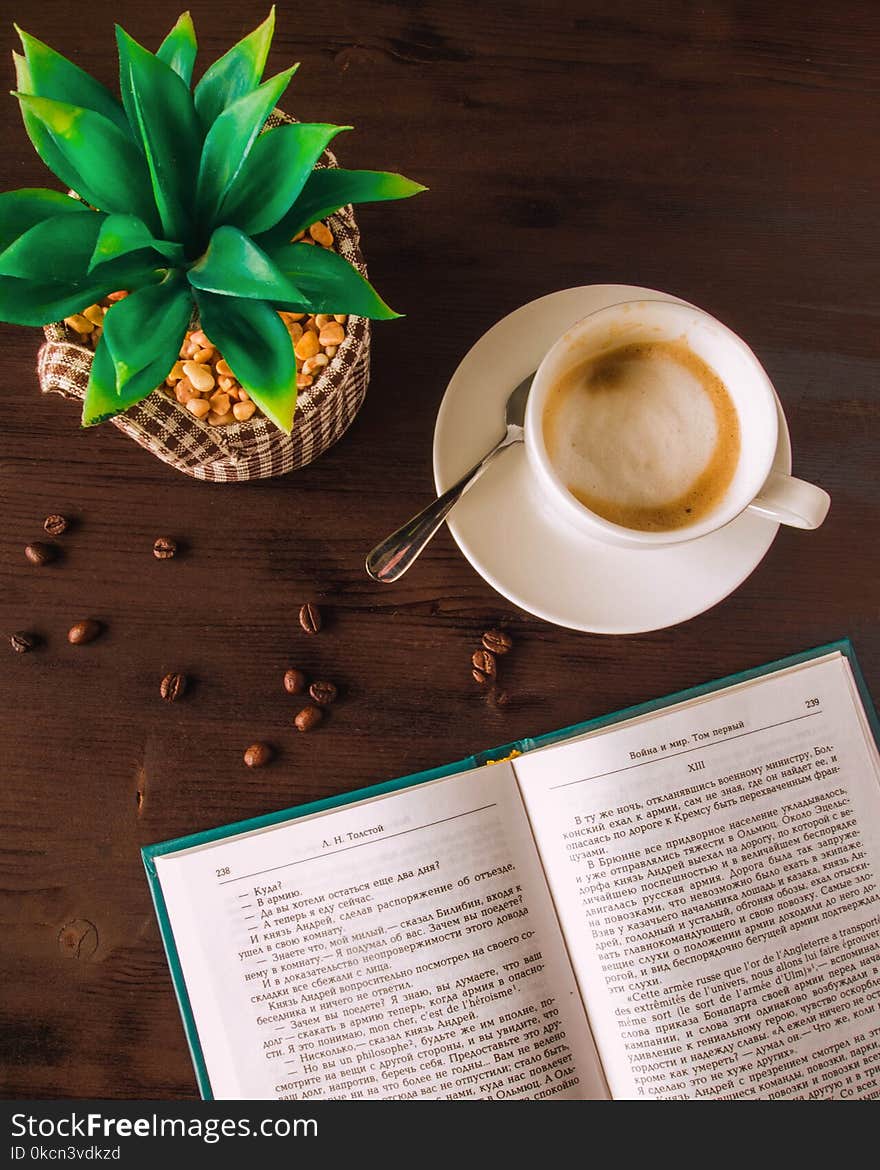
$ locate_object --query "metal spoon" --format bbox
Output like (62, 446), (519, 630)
(365, 372), (533, 582)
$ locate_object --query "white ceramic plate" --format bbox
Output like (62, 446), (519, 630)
(432, 285), (790, 634)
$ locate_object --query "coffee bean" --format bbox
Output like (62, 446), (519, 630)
(472, 666), (491, 687)
(482, 629), (513, 656)
(25, 541), (55, 566)
(160, 671), (187, 702)
(490, 688), (511, 708)
(43, 514), (68, 537)
(283, 668), (308, 694)
(472, 648), (497, 678)
(9, 633), (34, 654)
(295, 705), (323, 732)
(153, 536), (177, 560)
(68, 619), (102, 645)
(309, 680), (338, 706)
(244, 742), (272, 768)
(299, 602), (322, 635)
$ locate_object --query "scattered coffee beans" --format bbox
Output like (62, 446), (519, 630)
(295, 705), (323, 732)
(299, 603), (322, 634)
(43, 514), (69, 537)
(244, 742), (272, 768)
(472, 628), (515, 700)
(283, 668), (308, 694)
(25, 541), (55, 566)
(153, 536), (177, 560)
(9, 633), (34, 654)
(309, 680), (338, 706)
(160, 672), (187, 702)
(482, 629), (513, 656)
(472, 648), (497, 678)
(68, 619), (102, 645)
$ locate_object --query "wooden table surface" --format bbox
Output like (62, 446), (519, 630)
(1, 0), (878, 1099)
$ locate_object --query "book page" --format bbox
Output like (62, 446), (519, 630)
(514, 654), (880, 1099)
(155, 763), (608, 1100)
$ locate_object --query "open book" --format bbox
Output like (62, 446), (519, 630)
(144, 641), (880, 1100)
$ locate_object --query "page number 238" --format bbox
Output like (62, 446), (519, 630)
(215, 866), (231, 877)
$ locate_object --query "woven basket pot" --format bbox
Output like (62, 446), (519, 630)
(36, 111), (371, 482)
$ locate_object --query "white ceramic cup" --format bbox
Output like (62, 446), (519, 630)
(524, 299), (830, 548)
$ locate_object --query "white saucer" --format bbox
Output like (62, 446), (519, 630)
(432, 285), (790, 634)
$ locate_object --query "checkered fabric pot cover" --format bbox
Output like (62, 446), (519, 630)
(36, 112), (371, 482)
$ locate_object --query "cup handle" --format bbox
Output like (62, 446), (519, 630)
(747, 470), (830, 530)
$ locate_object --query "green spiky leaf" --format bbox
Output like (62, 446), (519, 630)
(193, 6), (275, 131)
(116, 27), (201, 242)
(13, 93), (159, 230)
(156, 12), (198, 85)
(13, 54), (127, 212)
(15, 25), (130, 135)
(195, 67), (297, 227)
(258, 168), (427, 250)
(82, 327), (173, 424)
(13, 51), (83, 197)
(218, 122), (349, 236)
(79, 249), (169, 291)
(0, 246), (165, 326)
(88, 214), (185, 271)
(0, 188), (89, 253)
(188, 225), (303, 301)
(101, 274), (192, 392)
(0, 199), (165, 299)
(0, 275), (106, 326)
(0, 211), (106, 281)
(270, 242), (400, 318)
(194, 289), (296, 432)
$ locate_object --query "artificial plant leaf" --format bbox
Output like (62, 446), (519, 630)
(101, 274), (192, 392)
(156, 12), (198, 86)
(0, 209), (163, 289)
(78, 249), (171, 296)
(258, 168), (427, 249)
(217, 122), (349, 236)
(116, 27), (202, 242)
(270, 243), (400, 318)
(82, 329), (172, 425)
(193, 6), (276, 131)
(194, 289), (297, 432)
(82, 331), (119, 424)
(88, 214), (185, 272)
(15, 25), (131, 135)
(0, 274), (110, 326)
(0, 188), (90, 253)
(0, 251), (167, 326)
(13, 94), (160, 231)
(195, 66), (298, 226)
(187, 226), (304, 301)
(14, 53), (112, 205)
(0, 212), (106, 281)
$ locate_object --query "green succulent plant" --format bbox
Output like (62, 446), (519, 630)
(1, 8), (424, 432)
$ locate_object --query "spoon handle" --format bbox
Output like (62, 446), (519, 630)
(366, 430), (516, 582)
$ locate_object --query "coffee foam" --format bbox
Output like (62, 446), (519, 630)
(542, 338), (741, 531)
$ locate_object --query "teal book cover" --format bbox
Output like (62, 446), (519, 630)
(142, 638), (877, 1100)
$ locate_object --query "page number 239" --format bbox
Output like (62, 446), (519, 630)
(805, 697), (820, 709)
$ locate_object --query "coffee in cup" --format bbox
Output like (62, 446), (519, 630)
(525, 298), (830, 548)
(542, 337), (741, 532)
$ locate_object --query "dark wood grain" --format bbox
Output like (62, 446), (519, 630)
(1, 0), (878, 1099)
